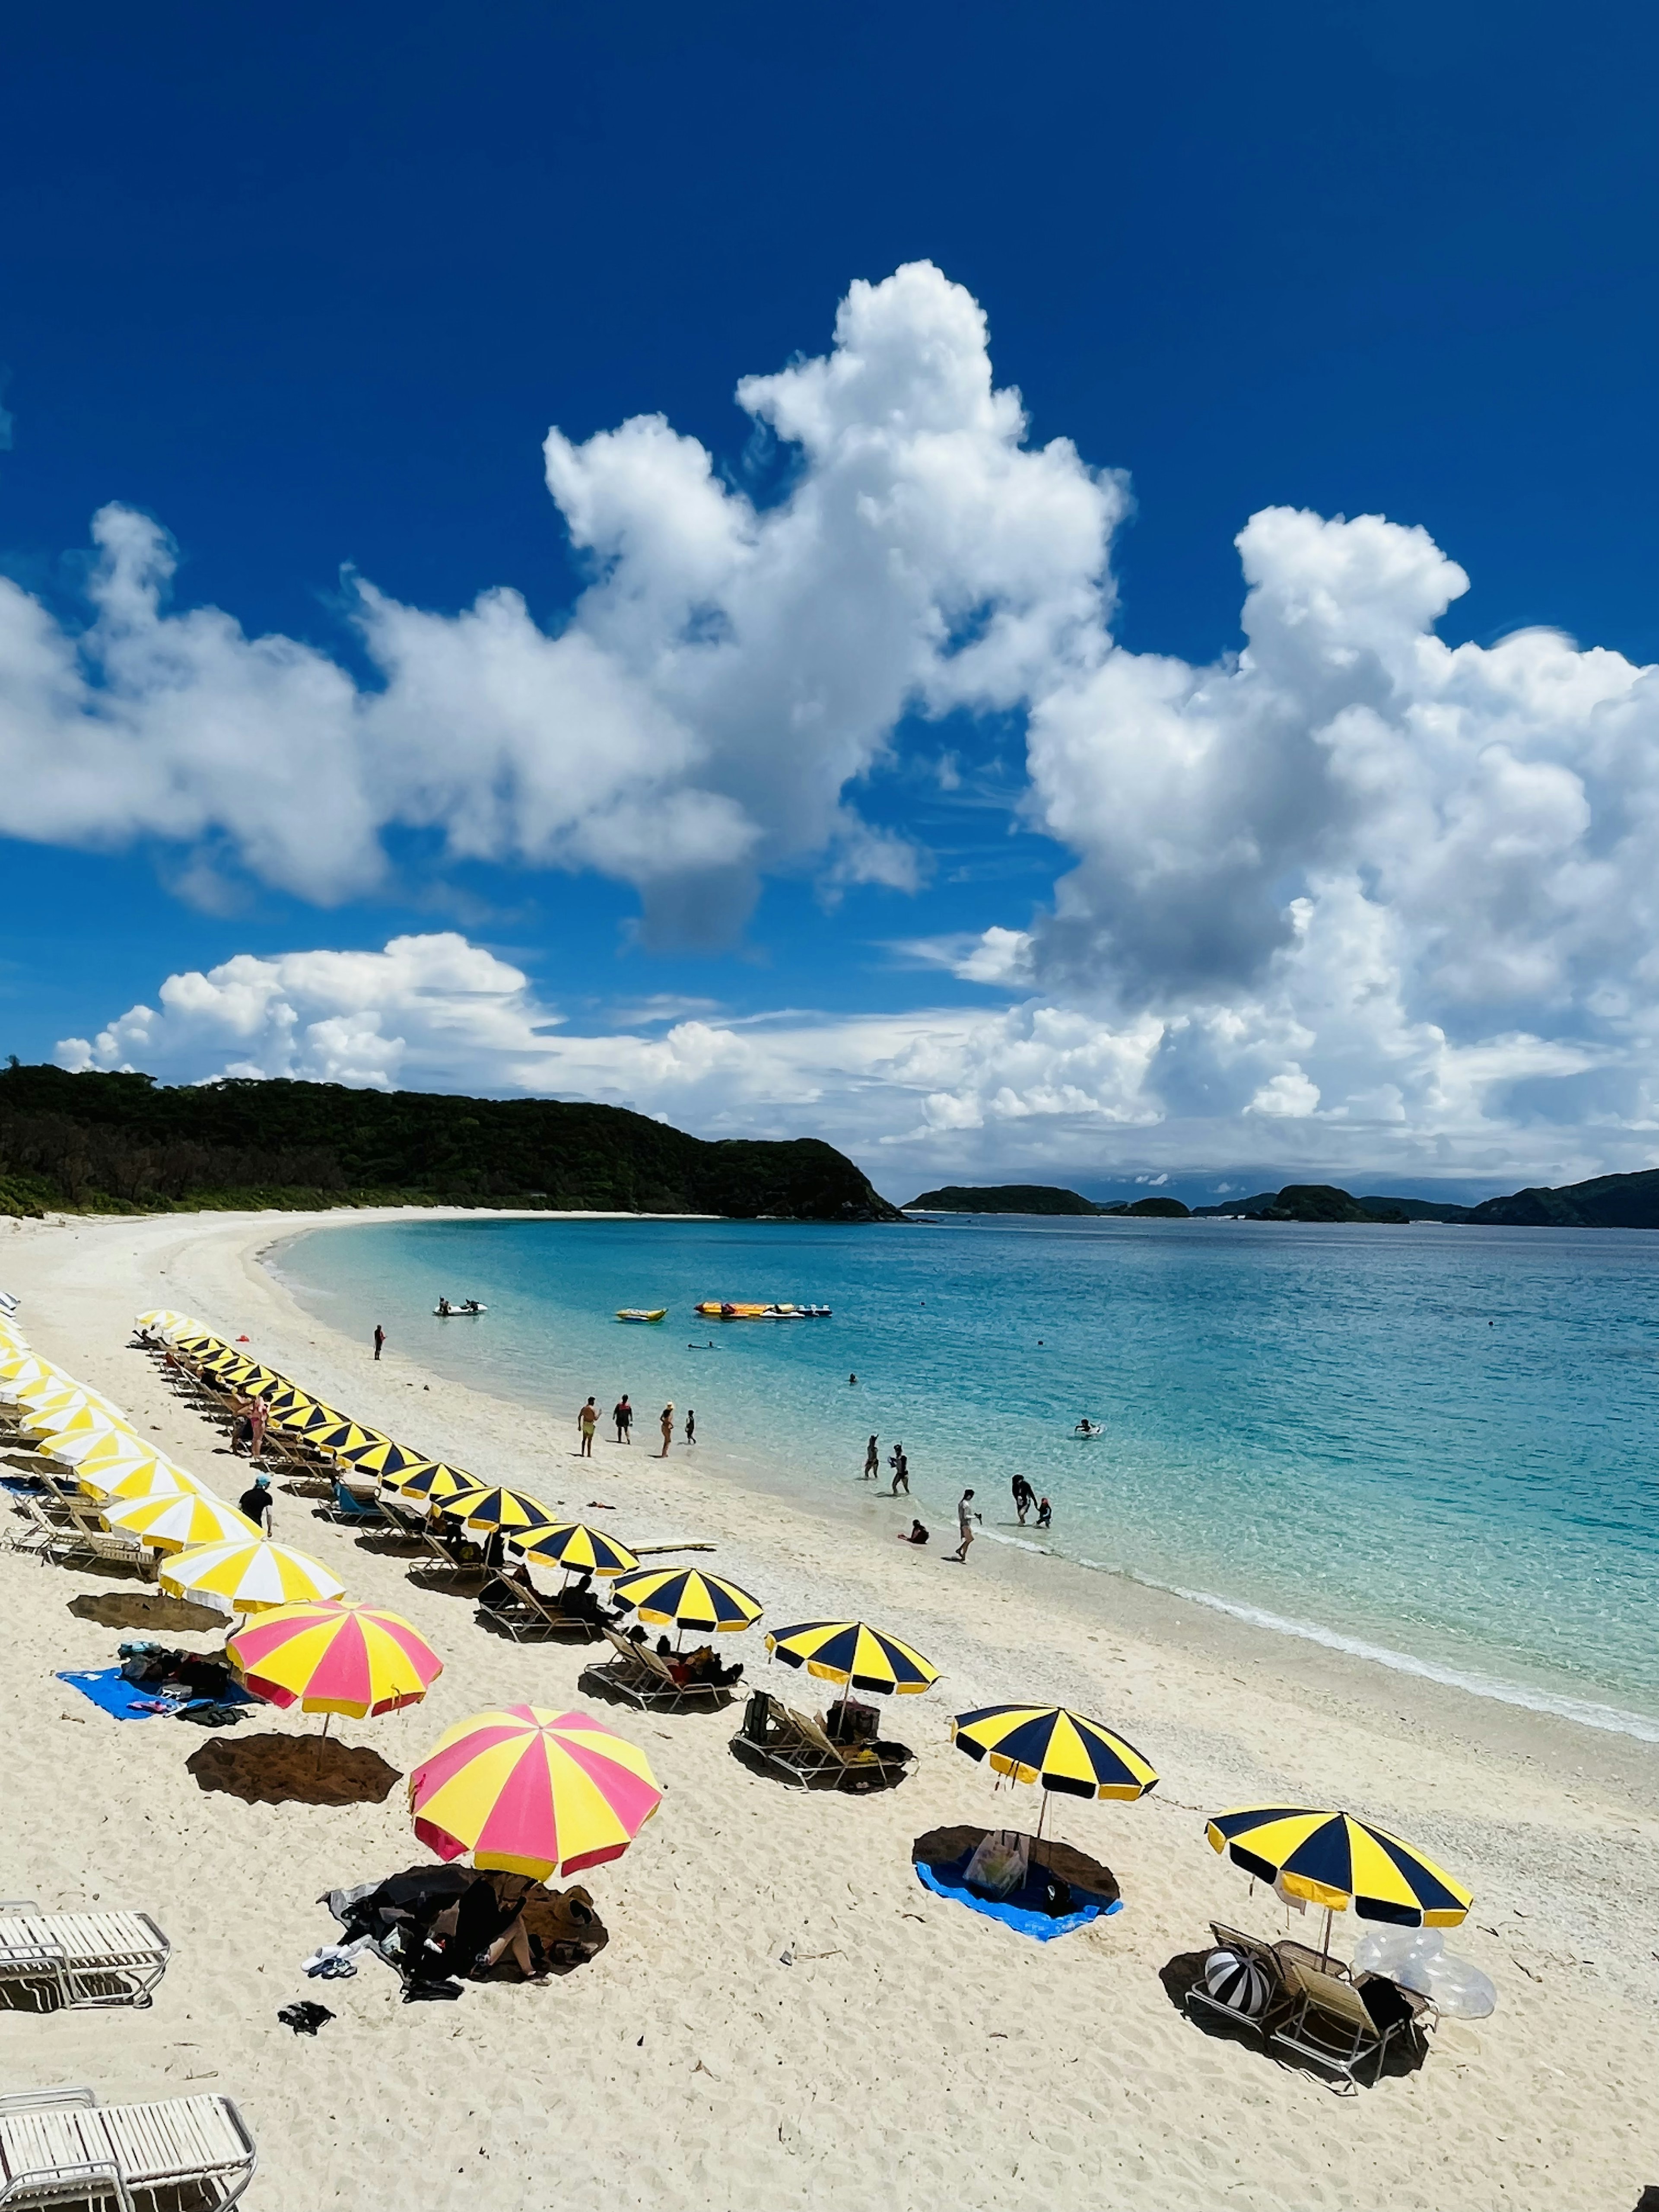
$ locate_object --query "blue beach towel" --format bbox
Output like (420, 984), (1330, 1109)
(56, 1667), (258, 1723)
(913, 1858), (1123, 1941)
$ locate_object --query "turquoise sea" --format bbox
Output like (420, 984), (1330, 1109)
(275, 1214), (1659, 1742)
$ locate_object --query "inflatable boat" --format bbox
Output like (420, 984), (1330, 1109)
(694, 1301), (832, 1321)
(615, 1308), (668, 1323)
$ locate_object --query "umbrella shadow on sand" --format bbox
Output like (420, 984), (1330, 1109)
(69, 1590), (224, 1633)
(1158, 1948), (1427, 2085)
(187, 1732), (403, 1808)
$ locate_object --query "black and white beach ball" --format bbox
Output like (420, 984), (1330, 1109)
(1203, 1948), (1271, 2017)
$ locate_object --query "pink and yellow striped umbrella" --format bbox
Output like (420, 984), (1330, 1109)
(408, 1706), (661, 1882)
(228, 1601), (443, 1718)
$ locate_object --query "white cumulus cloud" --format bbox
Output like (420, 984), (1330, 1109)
(1, 262), (1120, 943)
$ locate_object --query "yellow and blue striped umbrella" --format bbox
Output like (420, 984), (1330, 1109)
(334, 1438), (429, 1480)
(951, 1704), (1158, 1800)
(276, 1402), (346, 1437)
(444, 1485), (554, 1537)
(766, 1620), (938, 1695)
(611, 1567), (761, 1633)
(396, 1462), (482, 1504)
(266, 1387), (318, 1420)
(1205, 1805), (1471, 1928)
(305, 1419), (385, 1459)
(513, 1522), (640, 1578)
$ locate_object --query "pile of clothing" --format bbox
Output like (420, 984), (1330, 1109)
(318, 1864), (608, 2002)
(117, 1641), (249, 1724)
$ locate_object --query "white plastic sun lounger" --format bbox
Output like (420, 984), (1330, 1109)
(0, 1904), (171, 2010)
(0, 2085), (255, 2209)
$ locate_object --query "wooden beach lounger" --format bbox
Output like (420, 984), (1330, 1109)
(478, 1578), (591, 1643)
(0, 1904), (170, 2010)
(0, 2085), (255, 2209)
(733, 1690), (913, 1789)
(586, 1626), (730, 1709)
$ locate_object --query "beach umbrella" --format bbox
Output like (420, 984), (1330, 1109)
(38, 1422), (154, 1469)
(513, 1522), (640, 1579)
(951, 1703), (1159, 1826)
(767, 1620), (939, 1696)
(305, 1418), (387, 1459)
(79, 1459), (211, 1504)
(101, 1490), (261, 1554)
(276, 1402), (346, 1437)
(334, 1438), (429, 1480)
(22, 1402), (132, 1445)
(396, 1462), (483, 1504)
(0, 1352), (57, 1392)
(172, 1333), (225, 1355)
(610, 1566), (762, 1637)
(238, 1370), (288, 1399)
(408, 1706), (661, 1882)
(1205, 1803), (1472, 1962)
(444, 1485), (555, 1538)
(265, 1387), (317, 1418)
(159, 1537), (346, 1615)
(58, 1433), (174, 1487)
(134, 1308), (189, 1332)
(228, 1600), (442, 1719)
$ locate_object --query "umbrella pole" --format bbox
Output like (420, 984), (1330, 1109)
(1320, 1904), (1333, 1969)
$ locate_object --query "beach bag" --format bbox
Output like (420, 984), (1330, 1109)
(963, 1830), (1030, 1899)
(1204, 1948), (1271, 2017)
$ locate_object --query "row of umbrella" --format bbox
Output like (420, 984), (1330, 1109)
(111, 1308), (1474, 1939)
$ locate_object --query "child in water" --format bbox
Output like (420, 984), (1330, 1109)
(1036, 1495), (1053, 1530)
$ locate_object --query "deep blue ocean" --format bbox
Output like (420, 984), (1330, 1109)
(275, 1214), (1659, 1740)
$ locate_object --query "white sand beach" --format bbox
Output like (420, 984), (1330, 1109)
(2, 1206), (1657, 2212)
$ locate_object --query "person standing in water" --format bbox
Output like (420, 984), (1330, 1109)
(658, 1403), (675, 1457)
(890, 1446), (910, 1496)
(863, 1435), (880, 1480)
(577, 1397), (599, 1457)
(684, 1408), (696, 1446)
(1011, 1473), (1035, 1525)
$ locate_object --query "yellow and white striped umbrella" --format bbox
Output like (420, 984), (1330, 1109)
(101, 1491), (262, 1554)
(159, 1538), (346, 1615)
(135, 1309), (191, 1332)
(56, 1434), (172, 1489)
(0, 1356), (60, 1397)
(82, 1460), (212, 1505)
(20, 1402), (133, 1445)
(38, 1421), (153, 1468)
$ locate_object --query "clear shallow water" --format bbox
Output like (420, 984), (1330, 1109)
(276, 1214), (1659, 1740)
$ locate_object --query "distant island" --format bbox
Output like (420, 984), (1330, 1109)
(906, 1182), (1191, 1218)
(910, 1170), (1659, 1230)
(0, 1063), (904, 1223)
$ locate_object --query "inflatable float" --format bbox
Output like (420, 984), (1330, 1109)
(694, 1301), (832, 1321)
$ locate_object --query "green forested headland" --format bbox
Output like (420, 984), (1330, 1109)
(0, 1064), (903, 1223)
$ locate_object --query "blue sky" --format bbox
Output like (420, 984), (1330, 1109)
(3, 1), (1658, 1201)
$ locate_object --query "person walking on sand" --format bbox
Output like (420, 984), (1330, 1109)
(864, 1434), (880, 1481)
(613, 1394), (632, 1444)
(238, 1472), (274, 1536)
(658, 1403), (675, 1457)
(577, 1396), (599, 1457)
(373, 1323), (385, 1362)
(684, 1408), (696, 1446)
(951, 1488), (977, 1563)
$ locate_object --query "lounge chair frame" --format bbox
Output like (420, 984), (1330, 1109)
(1270, 1952), (1413, 2090)
(733, 1690), (912, 1789)
(1182, 1921), (1296, 2040)
(0, 2085), (255, 2210)
(6, 1499), (151, 1576)
(586, 1626), (733, 1709)
(0, 1905), (170, 2011)
(478, 1579), (591, 1643)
